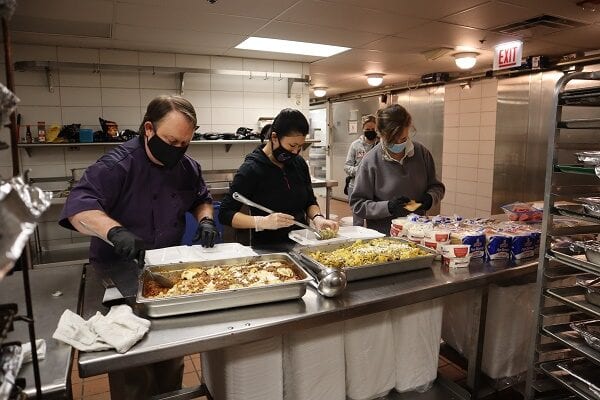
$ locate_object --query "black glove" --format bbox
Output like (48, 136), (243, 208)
(107, 226), (146, 262)
(387, 196), (411, 217)
(417, 193), (433, 212)
(194, 217), (219, 248)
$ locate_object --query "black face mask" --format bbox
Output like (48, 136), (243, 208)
(364, 130), (377, 141)
(147, 132), (188, 168)
(271, 137), (298, 163)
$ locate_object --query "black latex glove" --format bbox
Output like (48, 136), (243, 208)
(107, 226), (146, 263)
(387, 196), (411, 217)
(417, 193), (433, 212)
(194, 217), (219, 248)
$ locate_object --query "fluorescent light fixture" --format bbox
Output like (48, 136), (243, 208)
(366, 73), (384, 86)
(235, 37), (350, 57)
(454, 52), (479, 69)
(313, 87), (327, 97)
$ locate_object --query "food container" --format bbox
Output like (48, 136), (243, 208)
(570, 320), (600, 352)
(576, 197), (600, 218)
(441, 244), (470, 258)
(431, 230), (450, 243)
(296, 237), (436, 282)
(288, 225), (384, 246)
(79, 128), (94, 143)
(576, 275), (600, 307)
(574, 240), (600, 266)
(444, 255), (471, 268)
(501, 202), (543, 223)
(136, 253), (312, 317)
(390, 218), (408, 237)
(575, 151), (600, 165)
(450, 231), (486, 258)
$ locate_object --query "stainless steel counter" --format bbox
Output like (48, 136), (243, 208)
(78, 258), (537, 378)
(0, 265), (84, 399)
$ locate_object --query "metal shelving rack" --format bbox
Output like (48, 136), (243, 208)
(525, 71), (600, 400)
(0, 12), (43, 400)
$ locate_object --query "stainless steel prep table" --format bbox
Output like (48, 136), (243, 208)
(0, 265), (84, 399)
(78, 258), (536, 399)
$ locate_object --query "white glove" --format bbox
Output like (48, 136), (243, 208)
(254, 213), (295, 231)
(313, 216), (339, 233)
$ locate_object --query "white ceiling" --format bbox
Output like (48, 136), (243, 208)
(9, 0), (600, 96)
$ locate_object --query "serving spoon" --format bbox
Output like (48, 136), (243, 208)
(79, 220), (174, 288)
(232, 191), (323, 239)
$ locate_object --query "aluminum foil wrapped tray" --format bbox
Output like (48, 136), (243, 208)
(570, 320), (600, 352)
(577, 275), (600, 307)
(296, 237), (436, 282)
(136, 253), (312, 317)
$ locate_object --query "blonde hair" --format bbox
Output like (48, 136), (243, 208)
(376, 104), (411, 142)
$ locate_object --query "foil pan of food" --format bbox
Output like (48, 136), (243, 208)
(295, 237), (436, 282)
(570, 320), (600, 352)
(136, 253), (312, 317)
(575, 151), (600, 166)
(576, 197), (600, 218)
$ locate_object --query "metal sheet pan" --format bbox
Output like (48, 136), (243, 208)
(136, 253), (313, 317)
(295, 237), (436, 282)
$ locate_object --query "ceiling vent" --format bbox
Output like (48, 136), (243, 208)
(10, 16), (112, 38)
(491, 15), (586, 37)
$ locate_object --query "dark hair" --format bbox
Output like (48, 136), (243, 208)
(138, 95), (197, 135)
(376, 104), (412, 142)
(361, 114), (376, 127)
(260, 123), (272, 143)
(270, 108), (309, 139)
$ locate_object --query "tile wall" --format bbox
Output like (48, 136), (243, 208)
(0, 44), (310, 250)
(440, 79), (498, 218)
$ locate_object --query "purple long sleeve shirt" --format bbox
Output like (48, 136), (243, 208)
(59, 137), (212, 262)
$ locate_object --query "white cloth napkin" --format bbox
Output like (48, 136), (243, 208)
(52, 305), (150, 353)
(21, 339), (46, 364)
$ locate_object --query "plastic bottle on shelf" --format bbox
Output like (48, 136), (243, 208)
(25, 125), (32, 143)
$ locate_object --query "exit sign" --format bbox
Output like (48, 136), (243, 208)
(493, 41), (523, 70)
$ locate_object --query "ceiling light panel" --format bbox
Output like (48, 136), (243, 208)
(235, 37), (350, 57)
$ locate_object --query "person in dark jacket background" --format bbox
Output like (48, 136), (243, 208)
(219, 108), (338, 246)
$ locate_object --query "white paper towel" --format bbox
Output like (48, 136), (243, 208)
(283, 322), (346, 400)
(441, 284), (536, 380)
(202, 336), (283, 400)
(344, 311), (396, 400)
(392, 299), (443, 393)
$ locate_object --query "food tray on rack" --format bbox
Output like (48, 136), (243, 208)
(295, 237), (436, 282)
(576, 197), (600, 218)
(577, 275), (600, 307)
(136, 253), (313, 317)
(552, 246), (600, 275)
(571, 320), (600, 352)
(560, 87), (600, 107)
(555, 164), (599, 176)
(559, 119), (600, 129)
(543, 323), (600, 363)
(557, 358), (600, 400)
(575, 151), (600, 165)
(540, 360), (599, 400)
(546, 286), (600, 318)
(289, 225), (384, 246)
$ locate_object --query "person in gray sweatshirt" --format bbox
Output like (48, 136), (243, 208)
(350, 104), (445, 235)
(344, 114), (378, 226)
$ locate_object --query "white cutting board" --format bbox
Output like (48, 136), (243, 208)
(288, 225), (385, 246)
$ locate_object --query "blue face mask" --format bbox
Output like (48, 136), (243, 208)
(387, 141), (407, 154)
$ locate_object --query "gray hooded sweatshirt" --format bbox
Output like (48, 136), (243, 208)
(350, 141), (445, 234)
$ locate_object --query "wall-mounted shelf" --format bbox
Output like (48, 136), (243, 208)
(17, 139), (321, 156)
(14, 61), (310, 98)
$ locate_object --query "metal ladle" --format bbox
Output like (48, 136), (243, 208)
(232, 191), (323, 239)
(316, 268), (347, 298)
(79, 220), (174, 288)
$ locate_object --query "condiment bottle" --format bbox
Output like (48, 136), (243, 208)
(26, 125), (32, 143)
